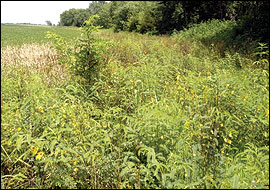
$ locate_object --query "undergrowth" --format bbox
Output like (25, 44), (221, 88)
(1, 19), (269, 189)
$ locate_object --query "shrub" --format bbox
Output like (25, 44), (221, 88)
(46, 15), (109, 81)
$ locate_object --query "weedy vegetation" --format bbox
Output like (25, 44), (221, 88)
(1, 17), (269, 189)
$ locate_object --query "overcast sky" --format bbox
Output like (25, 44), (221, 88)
(1, 1), (91, 25)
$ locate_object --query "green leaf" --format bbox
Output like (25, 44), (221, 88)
(50, 139), (58, 152)
(55, 148), (61, 158)
(214, 138), (218, 146)
(64, 147), (78, 155)
(260, 155), (269, 162)
(232, 174), (239, 189)
(14, 173), (27, 182)
(26, 134), (31, 145)
(120, 166), (131, 178)
(16, 135), (23, 150)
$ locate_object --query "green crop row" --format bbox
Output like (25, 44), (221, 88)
(1, 24), (81, 47)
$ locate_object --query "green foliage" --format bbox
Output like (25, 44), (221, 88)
(87, 1), (107, 15)
(56, 0), (269, 44)
(233, 1), (269, 42)
(47, 15), (108, 81)
(172, 19), (237, 43)
(1, 20), (269, 189)
(60, 8), (91, 27)
(94, 1), (235, 35)
(253, 43), (269, 70)
(171, 19), (267, 66)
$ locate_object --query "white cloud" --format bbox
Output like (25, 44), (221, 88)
(1, 1), (91, 25)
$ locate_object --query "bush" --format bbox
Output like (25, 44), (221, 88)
(46, 15), (109, 81)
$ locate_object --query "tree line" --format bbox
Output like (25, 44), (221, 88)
(59, 1), (269, 42)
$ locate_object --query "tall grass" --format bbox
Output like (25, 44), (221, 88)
(1, 22), (269, 189)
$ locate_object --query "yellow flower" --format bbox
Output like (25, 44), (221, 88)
(71, 114), (76, 121)
(160, 136), (164, 139)
(262, 85), (267, 91)
(74, 130), (79, 134)
(200, 124), (203, 127)
(231, 91), (234, 95)
(177, 75), (180, 81)
(266, 107), (269, 117)
(72, 160), (77, 165)
(224, 138), (232, 144)
(130, 86), (134, 89)
(61, 121), (65, 127)
(31, 146), (38, 155)
(226, 84), (229, 88)
(17, 127), (21, 131)
(39, 106), (44, 113)
(46, 173), (51, 179)
(36, 152), (44, 160)
(152, 133), (156, 137)
(229, 131), (232, 138)
(220, 123), (223, 127)
(221, 150), (224, 154)
(72, 122), (77, 127)
(63, 114), (66, 119)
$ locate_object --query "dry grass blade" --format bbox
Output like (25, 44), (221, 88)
(1, 43), (68, 87)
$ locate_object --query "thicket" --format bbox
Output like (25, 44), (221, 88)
(60, 1), (269, 43)
(59, 1), (106, 27)
(1, 15), (269, 189)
